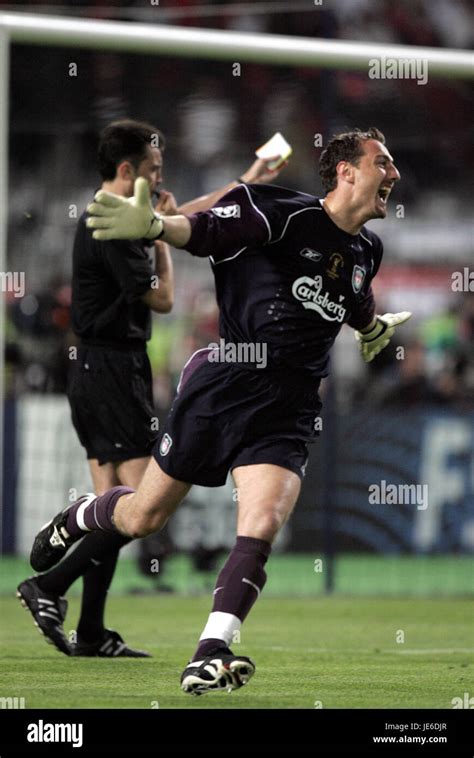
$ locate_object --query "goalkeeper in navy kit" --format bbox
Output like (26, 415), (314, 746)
(31, 127), (411, 694)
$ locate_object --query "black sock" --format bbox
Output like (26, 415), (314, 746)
(36, 530), (130, 599)
(75, 538), (127, 643)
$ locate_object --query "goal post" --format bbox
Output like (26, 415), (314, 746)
(0, 26), (9, 545)
(0, 11), (473, 75)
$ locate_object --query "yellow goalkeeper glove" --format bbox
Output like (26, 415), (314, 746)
(86, 177), (163, 241)
(355, 312), (412, 362)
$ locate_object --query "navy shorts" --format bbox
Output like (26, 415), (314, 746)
(153, 349), (322, 487)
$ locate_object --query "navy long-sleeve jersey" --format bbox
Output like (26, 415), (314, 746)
(184, 183), (383, 379)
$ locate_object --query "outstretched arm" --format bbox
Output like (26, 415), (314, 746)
(86, 177), (271, 260)
(86, 178), (192, 246)
(157, 215), (192, 248)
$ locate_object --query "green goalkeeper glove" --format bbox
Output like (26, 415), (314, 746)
(355, 312), (412, 362)
(86, 177), (163, 241)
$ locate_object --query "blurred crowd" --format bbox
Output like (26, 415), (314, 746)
(5, 0), (474, 413)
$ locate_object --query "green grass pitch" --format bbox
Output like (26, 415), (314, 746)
(1, 594), (472, 709)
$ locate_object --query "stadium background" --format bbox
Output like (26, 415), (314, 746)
(1, 0), (473, 603)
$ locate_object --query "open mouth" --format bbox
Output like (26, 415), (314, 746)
(377, 186), (391, 205)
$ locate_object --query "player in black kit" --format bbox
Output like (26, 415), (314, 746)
(31, 127), (411, 692)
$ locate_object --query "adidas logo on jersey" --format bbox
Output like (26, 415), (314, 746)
(292, 275), (346, 323)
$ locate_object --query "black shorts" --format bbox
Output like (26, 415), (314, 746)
(153, 349), (322, 487)
(68, 345), (158, 465)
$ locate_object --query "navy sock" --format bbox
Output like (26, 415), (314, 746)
(192, 536), (271, 661)
(65, 487), (134, 538)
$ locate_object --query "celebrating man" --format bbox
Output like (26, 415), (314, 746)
(31, 128), (410, 693)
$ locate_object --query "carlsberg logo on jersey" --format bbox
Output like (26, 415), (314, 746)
(292, 275), (346, 322)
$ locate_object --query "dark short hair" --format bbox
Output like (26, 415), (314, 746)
(319, 127), (385, 193)
(98, 119), (165, 180)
